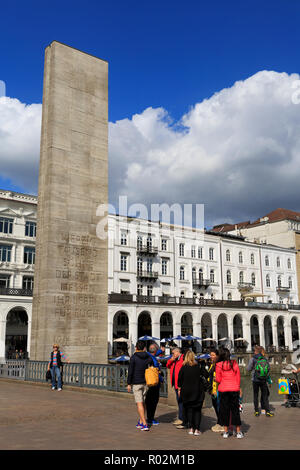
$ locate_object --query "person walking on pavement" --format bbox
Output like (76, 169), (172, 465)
(145, 343), (163, 427)
(127, 340), (154, 431)
(47, 344), (69, 391)
(177, 351), (207, 436)
(208, 348), (225, 433)
(215, 348), (244, 439)
(247, 345), (274, 417)
(166, 347), (185, 427)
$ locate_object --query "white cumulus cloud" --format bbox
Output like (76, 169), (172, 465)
(1, 70), (300, 228)
(0, 97), (42, 193)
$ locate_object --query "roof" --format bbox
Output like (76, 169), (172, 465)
(211, 208), (300, 233)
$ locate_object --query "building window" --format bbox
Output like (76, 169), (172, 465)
(251, 253), (255, 265)
(287, 258), (291, 269)
(227, 292), (232, 300)
(277, 257), (281, 268)
(0, 217), (13, 234)
(0, 273), (10, 288)
(277, 275), (282, 287)
(23, 276), (34, 290)
(199, 268), (203, 282)
(24, 247), (35, 265)
(120, 255), (127, 272)
(251, 273), (256, 287)
(147, 236), (152, 249)
(120, 232), (127, 246)
(226, 270), (231, 284)
(146, 258), (153, 273)
(0, 245), (12, 262)
(239, 252), (243, 264)
(211, 293), (214, 299)
(161, 239), (167, 251)
(210, 269), (215, 283)
(266, 274), (271, 288)
(180, 266), (185, 280)
(209, 248), (214, 260)
(25, 221), (36, 238)
(137, 284), (143, 296)
(226, 250), (231, 262)
(162, 259), (168, 275)
(288, 277), (293, 289)
(179, 243), (185, 256)
(239, 271), (244, 283)
(191, 246), (196, 258)
(198, 247), (203, 259)
(192, 267), (196, 281)
(137, 257), (142, 273)
(180, 290), (185, 298)
(137, 236), (143, 250)
(147, 285), (153, 296)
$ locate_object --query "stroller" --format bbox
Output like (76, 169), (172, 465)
(279, 364), (300, 408)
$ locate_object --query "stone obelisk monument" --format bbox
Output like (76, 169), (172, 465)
(30, 41), (108, 363)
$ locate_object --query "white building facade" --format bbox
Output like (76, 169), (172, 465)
(0, 189), (299, 359)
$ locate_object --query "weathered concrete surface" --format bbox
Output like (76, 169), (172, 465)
(0, 381), (298, 450)
(31, 41), (108, 363)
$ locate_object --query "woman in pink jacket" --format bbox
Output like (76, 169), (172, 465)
(215, 348), (244, 439)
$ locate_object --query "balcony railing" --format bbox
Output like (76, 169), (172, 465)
(108, 293), (300, 311)
(276, 286), (290, 293)
(238, 282), (254, 290)
(0, 287), (33, 297)
(192, 278), (210, 288)
(136, 270), (159, 280)
(246, 301), (288, 310)
(136, 245), (158, 255)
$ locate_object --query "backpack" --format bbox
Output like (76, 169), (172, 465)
(254, 356), (270, 380)
(145, 366), (160, 387)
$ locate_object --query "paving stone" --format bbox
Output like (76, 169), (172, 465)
(0, 381), (299, 450)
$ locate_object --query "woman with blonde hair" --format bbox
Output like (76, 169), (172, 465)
(177, 350), (208, 436)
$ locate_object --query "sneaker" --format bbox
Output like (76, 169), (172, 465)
(51, 387), (55, 390)
(173, 419), (183, 425)
(151, 419), (159, 425)
(223, 432), (229, 439)
(211, 424), (225, 433)
(57, 388), (62, 391)
(236, 432), (244, 439)
(176, 424), (186, 429)
(266, 411), (274, 417)
(140, 424), (149, 431)
(188, 429), (194, 435)
(254, 411), (260, 417)
(194, 430), (202, 436)
(136, 420), (143, 429)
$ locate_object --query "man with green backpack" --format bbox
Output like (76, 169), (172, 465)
(247, 345), (274, 417)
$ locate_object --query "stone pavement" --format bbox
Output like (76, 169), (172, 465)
(0, 380), (299, 450)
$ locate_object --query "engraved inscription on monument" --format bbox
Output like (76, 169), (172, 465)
(30, 41), (108, 363)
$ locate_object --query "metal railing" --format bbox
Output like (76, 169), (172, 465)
(0, 360), (168, 397)
(0, 360), (26, 379)
(108, 293), (300, 311)
(0, 287), (33, 296)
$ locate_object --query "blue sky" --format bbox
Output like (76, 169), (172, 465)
(1, 0), (300, 227)
(1, 0), (300, 121)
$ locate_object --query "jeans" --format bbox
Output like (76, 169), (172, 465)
(253, 381), (270, 412)
(184, 403), (203, 431)
(145, 384), (160, 422)
(175, 388), (184, 421)
(51, 366), (62, 389)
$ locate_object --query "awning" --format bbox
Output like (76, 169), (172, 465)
(243, 293), (267, 300)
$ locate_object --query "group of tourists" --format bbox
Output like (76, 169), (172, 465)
(126, 340), (275, 437)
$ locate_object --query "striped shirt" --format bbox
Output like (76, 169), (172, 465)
(49, 351), (68, 366)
